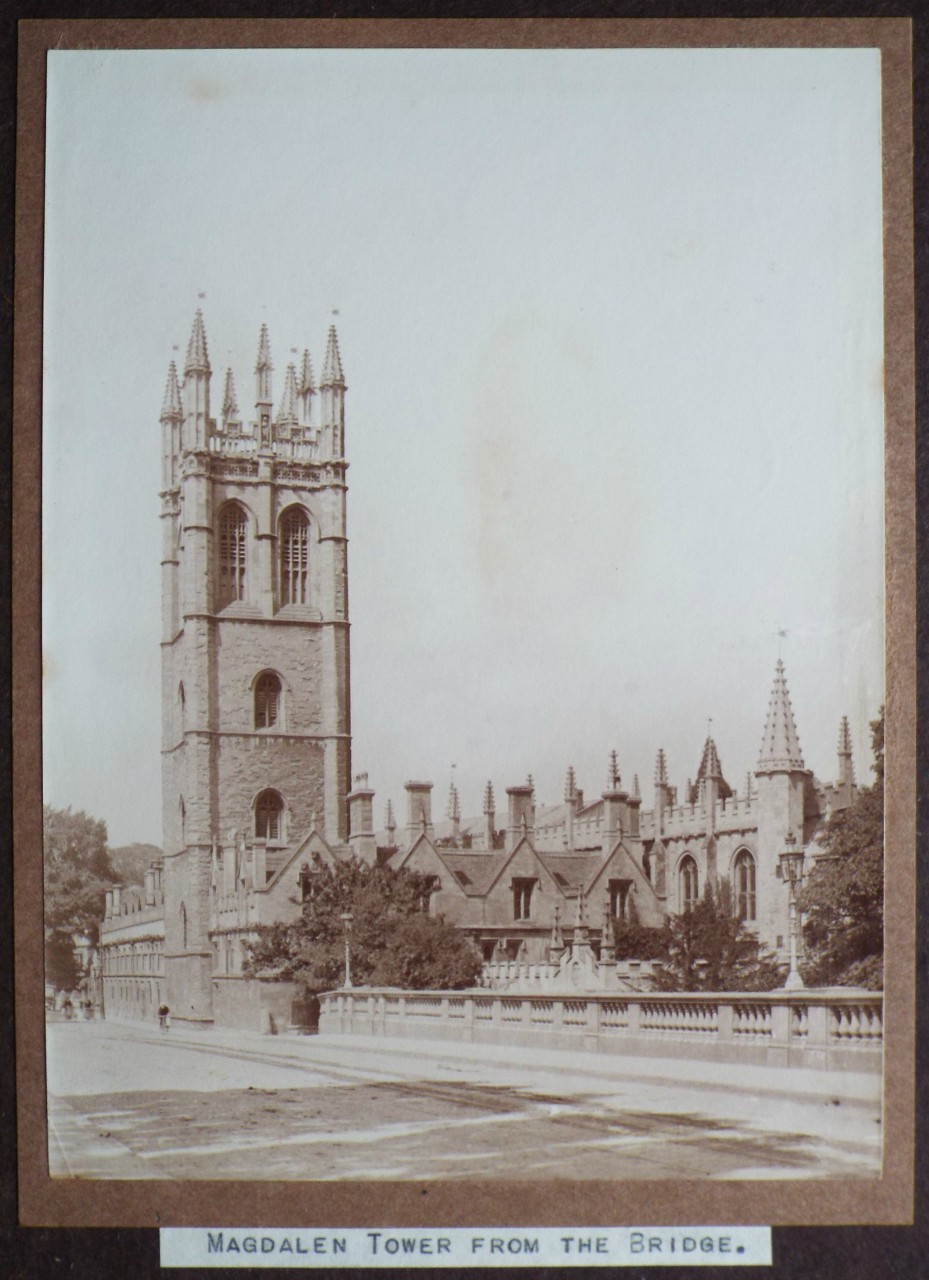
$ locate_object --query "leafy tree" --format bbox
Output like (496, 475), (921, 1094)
(43, 805), (116, 988)
(651, 880), (784, 992)
(245, 855), (483, 991)
(611, 894), (666, 961)
(800, 710), (884, 990)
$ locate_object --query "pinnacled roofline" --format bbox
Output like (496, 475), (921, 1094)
(184, 309), (210, 375)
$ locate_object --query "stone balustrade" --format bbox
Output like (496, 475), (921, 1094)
(319, 987), (882, 1074)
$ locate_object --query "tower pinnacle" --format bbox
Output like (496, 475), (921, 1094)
(757, 659), (806, 773)
(320, 325), (345, 387)
(655, 748), (669, 787)
(221, 369), (239, 423)
(161, 362), (183, 421)
(184, 310), (210, 376)
(276, 363), (299, 427)
(255, 324), (272, 405)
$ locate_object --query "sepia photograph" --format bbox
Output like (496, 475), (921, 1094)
(15, 18), (915, 1234)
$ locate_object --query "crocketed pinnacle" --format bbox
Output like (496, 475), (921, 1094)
(320, 324), (345, 387)
(255, 324), (272, 403)
(632, 774), (641, 799)
(757, 659), (806, 774)
(299, 349), (316, 396)
(483, 781), (495, 814)
(276, 363), (299, 425)
(655, 748), (669, 787)
(838, 715), (853, 756)
(221, 369), (239, 421)
(565, 765), (577, 802)
(184, 310), (210, 375)
(607, 749), (621, 790)
(160, 362), (183, 420)
(447, 781), (460, 822)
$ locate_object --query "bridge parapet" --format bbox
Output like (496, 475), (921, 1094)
(319, 988), (882, 1075)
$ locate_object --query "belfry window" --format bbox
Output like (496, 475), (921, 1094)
(680, 855), (699, 912)
(218, 505), (248, 607)
(254, 672), (282, 729)
(734, 850), (757, 922)
(255, 790), (284, 841)
(280, 508), (310, 606)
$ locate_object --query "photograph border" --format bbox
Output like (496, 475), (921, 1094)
(13, 15), (916, 1229)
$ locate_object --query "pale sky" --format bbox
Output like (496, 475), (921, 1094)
(42, 47), (885, 847)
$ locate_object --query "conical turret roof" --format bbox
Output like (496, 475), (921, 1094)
(690, 735), (733, 803)
(160, 361), (183, 420)
(184, 310), (210, 375)
(320, 324), (344, 386)
(757, 659), (807, 773)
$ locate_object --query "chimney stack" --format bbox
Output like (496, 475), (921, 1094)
(404, 781), (434, 845)
(506, 785), (534, 851)
(348, 773), (377, 862)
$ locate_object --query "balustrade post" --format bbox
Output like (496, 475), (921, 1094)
(806, 1002), (829, 1070)
(627, 998), (641, 1038)
(464, 993), (475, 1042)
(769, 1002), (789, 1065)
(586, 998), (600, 1051)
(717, 1001), (734, 1043)
(553, 996), (565, 1033)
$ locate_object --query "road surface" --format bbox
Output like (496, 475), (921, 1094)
(46, 1018), (881, 1181)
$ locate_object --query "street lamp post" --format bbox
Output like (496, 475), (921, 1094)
(340, 910), (354, 989)
(778, 832), (805, 991)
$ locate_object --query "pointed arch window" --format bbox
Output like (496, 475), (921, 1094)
(255, 789), (284, 842)
(734, 850), (757, 922)
(280, 507), (310, 606)
(254, 672), (282, 729)
(218, 504), (248, 607)
(680, 855), (699, 912)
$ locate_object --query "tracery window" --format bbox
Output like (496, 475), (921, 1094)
(734, 850), (757, 922)
(217, 504), (248, 607)
(280, 507), (310, 606)
(680, 855), (699, 912)
(254, 672), (282, 729)
(255, 789), (284, 841)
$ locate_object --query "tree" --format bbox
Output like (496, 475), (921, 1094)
(800, 710), (884, 990)
(245, 855), (483, 991)
(611, 895), (666, 961)
(43, 805), (116, 988)
(651, 880), (784, 992)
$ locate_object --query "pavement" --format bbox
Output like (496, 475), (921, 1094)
(45, 1018), (882, 1182)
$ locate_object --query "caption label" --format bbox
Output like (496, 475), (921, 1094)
(161, 1226), (772, 1268)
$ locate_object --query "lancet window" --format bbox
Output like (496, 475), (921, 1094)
(680, 855), (699, 912)
(255, 789), (285, 842)
(734, 849), (757, 922)
(254, 672), (282, 729)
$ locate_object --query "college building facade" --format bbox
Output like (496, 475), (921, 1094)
(99, 311), (860, 1028)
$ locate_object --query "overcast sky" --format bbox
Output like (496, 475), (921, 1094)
(43, 47), (885, 847)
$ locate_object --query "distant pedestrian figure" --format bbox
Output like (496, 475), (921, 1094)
(158, 1003), (170, 1032)
(62, 997), (73, 1021)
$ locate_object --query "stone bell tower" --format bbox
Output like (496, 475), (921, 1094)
(159, 311), (352, 1024)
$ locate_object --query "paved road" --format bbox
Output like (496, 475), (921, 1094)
(46, 1019), (881, 1182)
